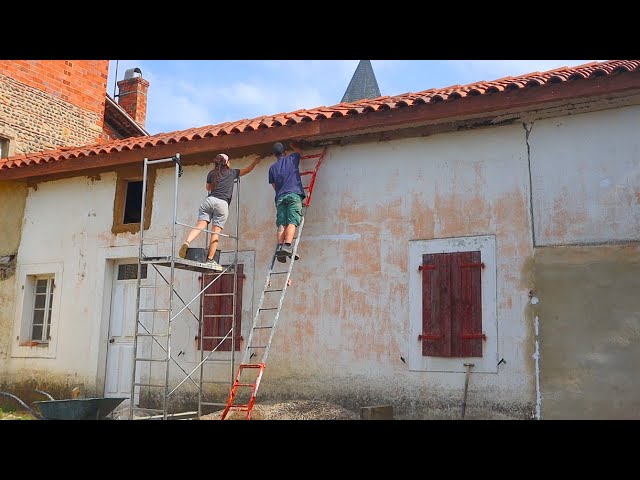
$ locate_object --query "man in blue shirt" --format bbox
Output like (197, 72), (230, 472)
(268, 141), (305, 262)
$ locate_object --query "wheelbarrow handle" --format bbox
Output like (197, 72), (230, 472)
(35, 389), (55, 401)
(0, 391), (44, 419)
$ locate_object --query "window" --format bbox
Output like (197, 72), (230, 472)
(420, 251), (483, 357)
(112, 166), (155, 235)
(118, 263), (147, 280)
(123, 181), (143, 224)
(0, 137), (9, 159)
(199, 264), (244, 352)
(30, 276), (54, 342)
(13, 262), (63, 358)
(0, 128), (16, 159)
(409, 235), (497, 373)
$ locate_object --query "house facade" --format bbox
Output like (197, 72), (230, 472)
(0, 60), (638, 419)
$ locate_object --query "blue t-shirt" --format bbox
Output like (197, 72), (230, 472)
(268, 152), (306, 204)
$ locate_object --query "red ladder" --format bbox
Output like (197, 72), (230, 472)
(219, 147), (327, 420)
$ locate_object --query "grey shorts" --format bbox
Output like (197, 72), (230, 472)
(197, 196), (229, 228)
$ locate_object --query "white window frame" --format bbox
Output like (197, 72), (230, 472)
(408, 235), (498, 373)
(12, 261), (64, 359)
(30, 275), (55, 343)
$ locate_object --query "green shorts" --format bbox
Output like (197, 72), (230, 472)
(276, 193), (303, 227)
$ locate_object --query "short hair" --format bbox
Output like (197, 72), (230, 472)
(272, 142), (285, 156)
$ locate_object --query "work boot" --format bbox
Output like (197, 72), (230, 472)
(275, 244), (287, 263)
(281, 244), (299, 261)
(204, 258), (223, 272)
(179, 242), (189, 259)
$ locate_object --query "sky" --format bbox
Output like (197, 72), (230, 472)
(107, 60), (600, 136)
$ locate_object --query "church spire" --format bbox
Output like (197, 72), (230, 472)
(341, 60), (381, 103)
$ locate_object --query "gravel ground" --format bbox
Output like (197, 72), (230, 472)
(200, 400), (360, 420)
(1, 400), (360, 420)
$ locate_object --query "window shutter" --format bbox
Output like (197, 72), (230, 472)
(421, 253), (451, 357)
(200, 264), (244, 352)
(451, 251), (483, 357)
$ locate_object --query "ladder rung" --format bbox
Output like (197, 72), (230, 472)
(259, 307), (278, 311)
(264, 289), (283, 293)
(252, 325), (273, 330)
(233, 382), (257, 387)
(228, 405), (250, 410)
(269, 271), (288, 275)
(248, 345), (267, 349)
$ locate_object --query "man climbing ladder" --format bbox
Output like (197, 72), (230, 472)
(219, 143), (327, 420)
(271, 140), (304, 263)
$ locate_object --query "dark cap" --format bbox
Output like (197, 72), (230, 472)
(272, 142), (285, 156)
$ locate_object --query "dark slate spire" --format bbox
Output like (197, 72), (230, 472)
(341, 60), (381, 103)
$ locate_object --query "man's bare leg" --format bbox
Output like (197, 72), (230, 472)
(207, 225), (222, 261)
(179, 220), (209, 258)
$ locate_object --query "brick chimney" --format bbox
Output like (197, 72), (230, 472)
(117, 68), (150, 129)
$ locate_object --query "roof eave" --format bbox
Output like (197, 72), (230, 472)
(2, 70), (639, 182)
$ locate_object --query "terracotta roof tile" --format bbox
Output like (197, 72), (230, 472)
(2, 60), (639, 173)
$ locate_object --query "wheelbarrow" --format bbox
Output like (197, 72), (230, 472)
(0, 389), (127, 420)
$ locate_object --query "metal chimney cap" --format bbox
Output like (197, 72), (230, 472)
(124, 67), (142, 80)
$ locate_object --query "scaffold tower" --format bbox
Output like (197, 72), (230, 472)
(129, 153), (242, 420)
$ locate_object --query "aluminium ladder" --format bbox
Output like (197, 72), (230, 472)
(130, 153), (241, 420)
(220, 147), (327, 420)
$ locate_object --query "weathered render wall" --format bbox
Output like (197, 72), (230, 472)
(0, 182), (26, 365)
(533, 245), (640, 419)
(528, 105), (640, 419)
(1, 123), (537, 419)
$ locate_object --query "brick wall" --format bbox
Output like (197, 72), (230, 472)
(0, 61), (108, 116)
(0, 60), (109, 154)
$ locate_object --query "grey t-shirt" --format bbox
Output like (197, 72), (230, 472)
(207, 168), (240, 204)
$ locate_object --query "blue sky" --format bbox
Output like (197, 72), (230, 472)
(107, 60), (598, 136)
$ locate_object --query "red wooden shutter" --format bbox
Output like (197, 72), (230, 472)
(421, 251), (484, 358)
(200, 264), (244, 352)
(421, 253), (451, 357)
(451, 251), (483, 357)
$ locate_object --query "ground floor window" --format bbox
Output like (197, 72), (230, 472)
(408, 235), (498, 373)
(30, 275), (55, 343)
